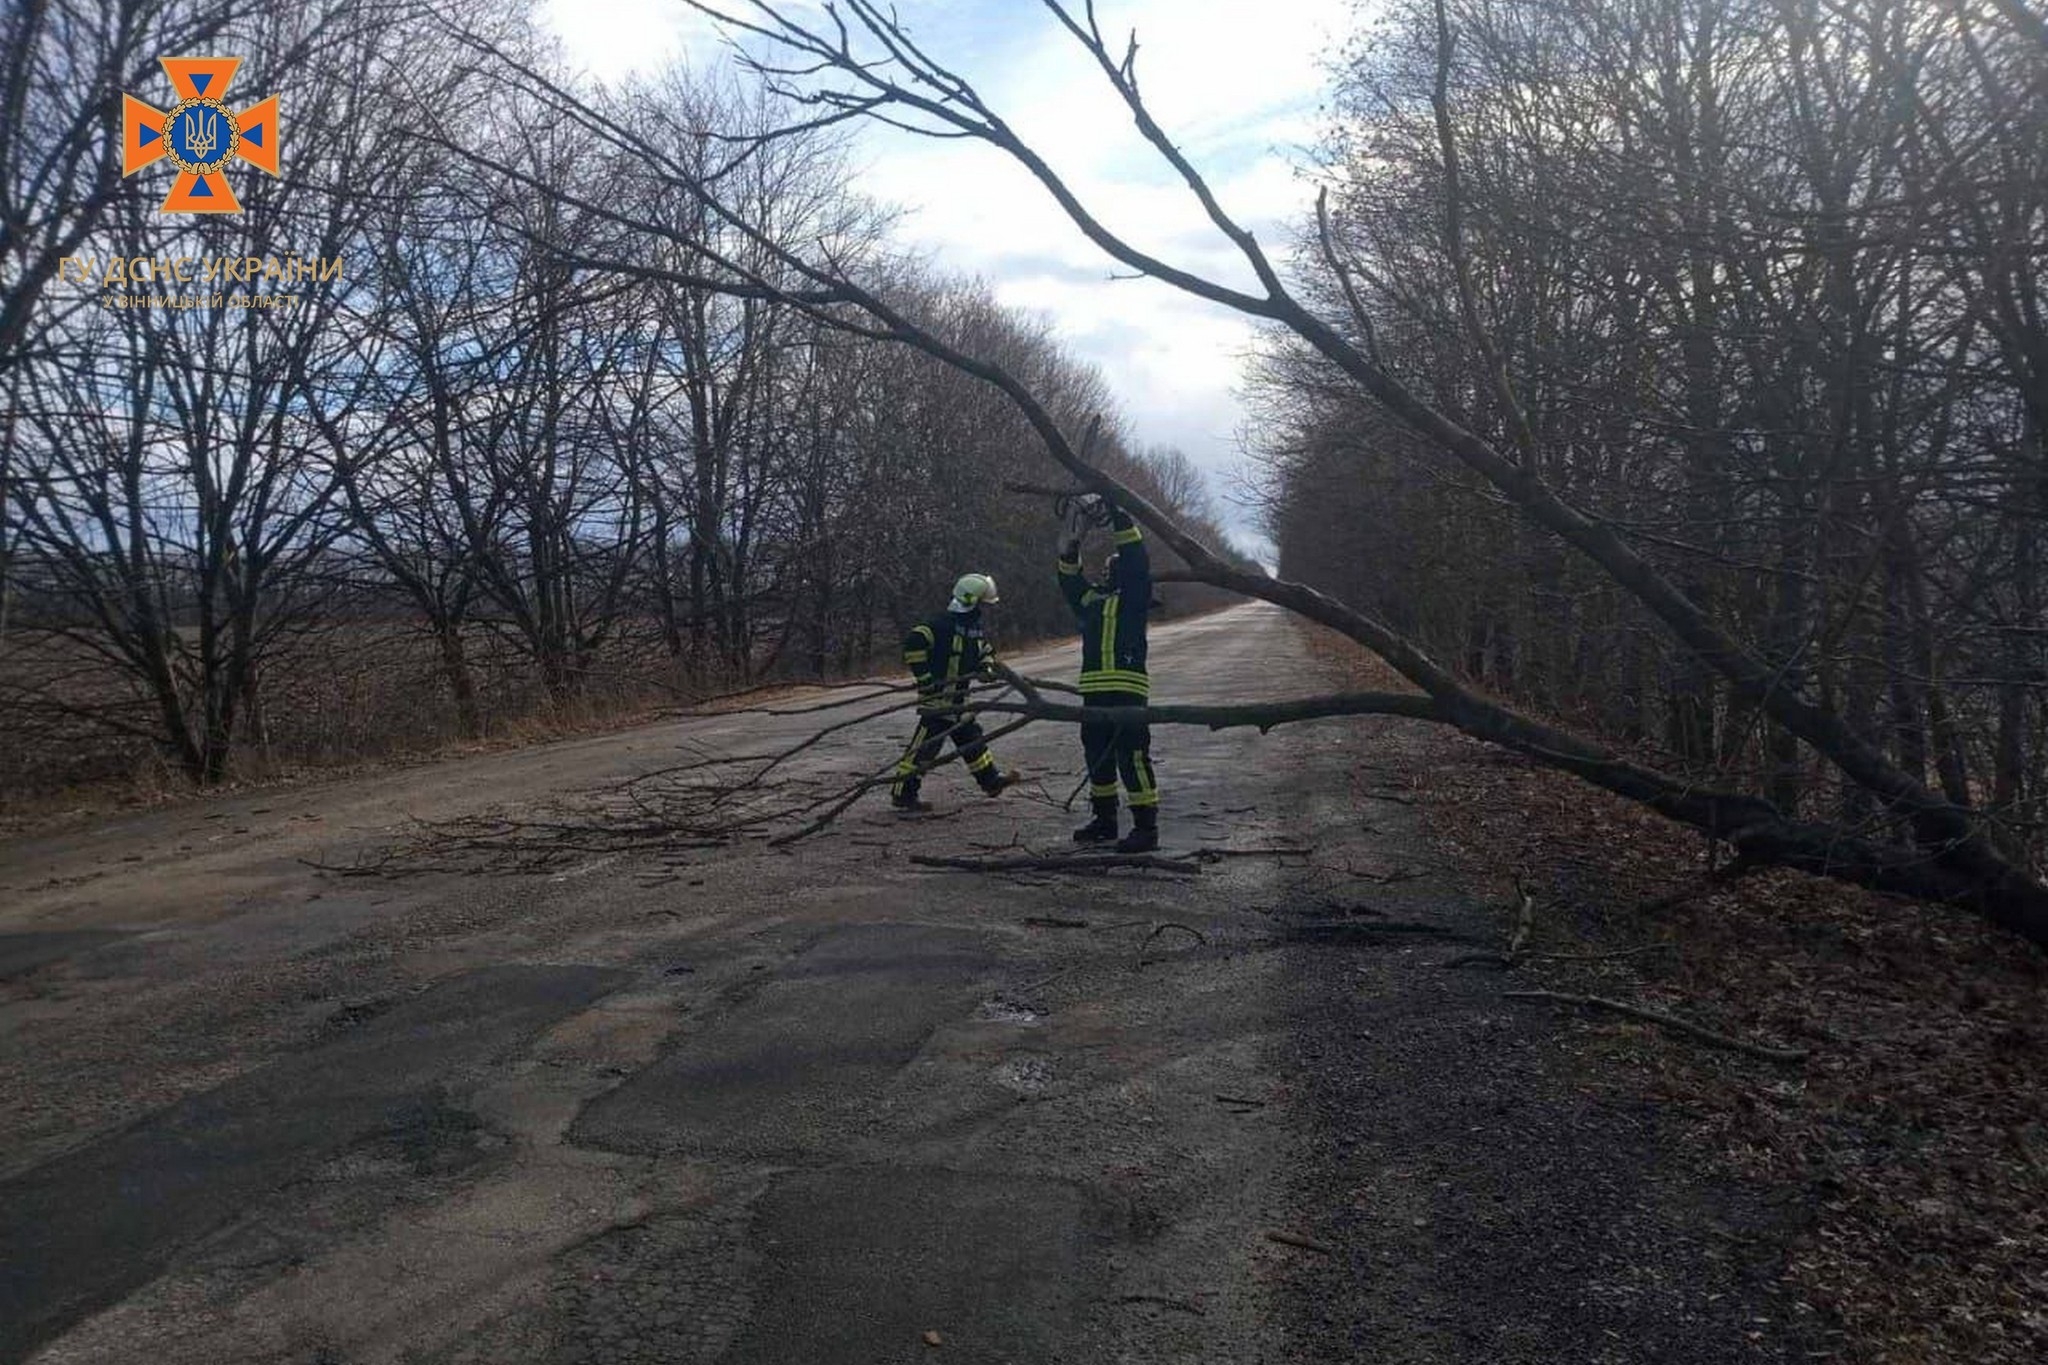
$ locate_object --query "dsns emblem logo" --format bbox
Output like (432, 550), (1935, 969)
(122, 58), (279, 214)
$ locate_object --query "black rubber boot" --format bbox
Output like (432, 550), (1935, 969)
(1115, 805), (1159, 854)
(1072, 796), (1119, 844)
(979, 767), (1022, 797)
(891, 783), (931, 813)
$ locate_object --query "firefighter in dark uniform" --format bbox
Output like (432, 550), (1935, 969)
(1059, 500), (1161, 852)
(890, 572), (1019, 811)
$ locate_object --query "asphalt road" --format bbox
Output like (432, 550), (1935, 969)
(0, 604), (1805, 1363)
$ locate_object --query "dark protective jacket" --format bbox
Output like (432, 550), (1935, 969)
(1057, 506), (1150, 698)
(903, 607), (994, 711)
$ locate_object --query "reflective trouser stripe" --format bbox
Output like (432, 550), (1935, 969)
(893, 711), (995, 794)
(895, 718), (934, 776)
(1078, 689), (1158, 810)
(1126, 748), (1159, 807)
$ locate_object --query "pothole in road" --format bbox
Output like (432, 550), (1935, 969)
(312, 1098), (508, 1182)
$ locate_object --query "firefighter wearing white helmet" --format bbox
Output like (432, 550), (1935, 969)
(890, 571), (1020, 811)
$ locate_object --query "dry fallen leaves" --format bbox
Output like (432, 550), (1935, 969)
(1304, 628), (2048, 1363)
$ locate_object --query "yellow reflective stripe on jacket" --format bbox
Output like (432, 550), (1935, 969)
(904, 622), (936, 669)
(1112, 525), (1143, 545)
(1079, 670), (1150, 696)
(1098, 593), (1119, 677)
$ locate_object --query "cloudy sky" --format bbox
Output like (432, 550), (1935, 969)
(542, 1), (1355, 548)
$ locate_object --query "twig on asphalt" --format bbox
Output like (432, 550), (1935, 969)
(1507, 878), (1535, 957)
(300, 851), (396, 876)
(1187, 845), (1311, 862)
(1135, 920), (1209, 969)
(1522, 943), (1678, 965)
(1319, 860), (1424, 882)
(1439, 883), (1541, 968)
(1287, 920), (1475, 944)
(1504, 989), (1808, 1063)
(911, 845), (1308, 878)
(1438, 888), (1676, 969)
(1019, 966), (1078, 994)
(910, 852), (1203, 876)
(1264, 1229), (1336, 1255)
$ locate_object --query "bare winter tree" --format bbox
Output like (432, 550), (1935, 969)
(9, 4), (1229, 788)
(1, 0), (510, 778)
(430, 0), (2048, 945)
(1263, 0), (2048, 905)
(0, 0), (258, 374)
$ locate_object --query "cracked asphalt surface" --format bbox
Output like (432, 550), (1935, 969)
(0, 604), (1806, 1363)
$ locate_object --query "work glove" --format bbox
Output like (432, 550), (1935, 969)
(1060, 535), (1082, 561)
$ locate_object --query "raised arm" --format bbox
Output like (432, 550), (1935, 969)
(1109, 505), (1149, 597)
(1057, 533), (1089, 619)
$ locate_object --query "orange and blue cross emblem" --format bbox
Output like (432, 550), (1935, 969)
(122, 58), (280, 214)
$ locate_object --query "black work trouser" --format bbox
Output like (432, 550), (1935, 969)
(1081, 689), (1158, 812)
(892, 707), (996, 798)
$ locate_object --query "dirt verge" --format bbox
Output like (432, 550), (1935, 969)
(1306, 629), (2048, 1363)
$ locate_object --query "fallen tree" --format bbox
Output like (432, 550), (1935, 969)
(425, 2), (2048, 947)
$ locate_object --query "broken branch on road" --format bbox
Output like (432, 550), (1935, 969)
(911, 852), (1203, 876)
(1505, 989), (1808, 1064)
(1264, 1229), (1337, 1255)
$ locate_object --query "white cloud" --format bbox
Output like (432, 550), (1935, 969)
(540, 0), (712, 82)
(544, 0), (1350, 539)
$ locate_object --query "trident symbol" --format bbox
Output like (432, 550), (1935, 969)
(124, 57), (281, 213)
(183, 108), (218, 162)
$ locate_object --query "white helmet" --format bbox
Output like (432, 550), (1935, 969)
(949, 572), (1000, 611)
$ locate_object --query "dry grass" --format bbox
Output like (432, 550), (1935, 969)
(0, 620), (741, 830)
(0, 609), (1097, 832)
